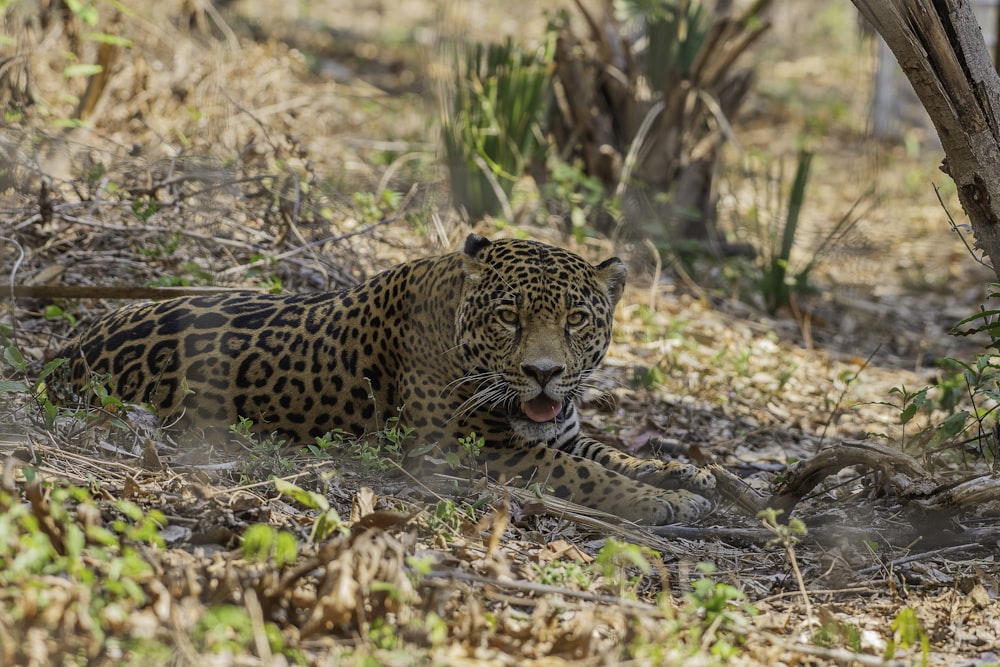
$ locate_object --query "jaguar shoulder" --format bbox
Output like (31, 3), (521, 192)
(58, 233), (715, 524)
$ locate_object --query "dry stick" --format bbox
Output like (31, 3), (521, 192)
(49, 215), (274, 250)
(375, 153), (427, 201)
(2, 235), (26, 333)
(643, 238), (662, 315)
(769, 516), (814, 622)
(274, 169), (329, 282)
(216, 213), (406, 279)
(614, 99), (666, 200)
(855, 543), (984, 576)
(937, 182), (995, 271)
(756, 585), (883, 605)
(242, 588), (273, 664)
(7, 175), (276, 233)
(422, 568), (670, 617)
(762, 633), (908, 667)
(7, 285), (265, 300)
(472, 154), (515, 223)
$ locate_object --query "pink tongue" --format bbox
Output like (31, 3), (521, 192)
(522, 395), (563, 423)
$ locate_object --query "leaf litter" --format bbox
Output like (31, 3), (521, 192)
(1, 1), (999, 664)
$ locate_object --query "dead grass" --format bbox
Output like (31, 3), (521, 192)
(2, 1), (1000, 665)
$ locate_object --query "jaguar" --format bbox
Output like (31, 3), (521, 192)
(57, 233), (715, 524)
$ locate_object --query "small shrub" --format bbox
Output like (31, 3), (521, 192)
(441, 36), (553, 219)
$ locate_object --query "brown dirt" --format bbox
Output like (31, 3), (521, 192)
(2, 1), (999, 665)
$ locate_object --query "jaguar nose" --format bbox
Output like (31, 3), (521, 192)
(521, 362), (565, 388)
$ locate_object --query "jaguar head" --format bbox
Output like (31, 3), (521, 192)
(455, 234), (626, 440)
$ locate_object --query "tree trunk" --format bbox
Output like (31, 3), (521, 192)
(851, 0), (1000, 282)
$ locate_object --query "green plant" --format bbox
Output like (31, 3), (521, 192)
(734, 149), (865, 314)
(136, 230), (181, 257)
(273, 478), (346, 544)
(441, 35), (553, 219)
(425, 499), (477, 541)
(758, 149), (811, 313)
(884, 607), (930, 666)
(144, 262), (213, 288)
(194, 604), (288, 656)
(230, 417), (294, 482)
(759, 508), (810, 619)
(43, 303), (78, 328)
(241, 523), (299, 566)
(542, 160), (619, 240)
(245, 252), (284, 292)
(618, 0), (713, 85)
(352, 189), (400, 224)
(684, 562), (756, 634)
(343, 415), (412, 473)
(550, 0), (770, 241)
(308, 428), (347, 460)
(457, 431), (485, 478)
(631, 364), (667, 390)
(886, 382), (971, 454)
(131, 196), (161, 223)
(367, 617), (399, 650)
(591, 538), (659, 599)
(1, 336), (86, 433)
(812, 614), (863, 652)
(0, 479), (167, 661)
(531, 559), (592, 589)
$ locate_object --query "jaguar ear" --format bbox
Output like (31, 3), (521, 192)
(461, 233), (491, 284)
(596, 257), (627, 306)
(463, 233), (491, 258)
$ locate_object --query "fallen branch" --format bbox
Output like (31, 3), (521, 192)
(6, 285), (265, 300)
(768, 440), (937, 515)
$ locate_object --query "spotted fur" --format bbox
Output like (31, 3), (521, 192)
(58, 234), (715, 524)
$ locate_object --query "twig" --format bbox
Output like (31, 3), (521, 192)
(422, 568), (669, 616)
(817, 346), (876, 446)
(756, 585), (884, 605)
(615, 99), (665, 200)
(1, 235), (25, 337)
(6, 285), (265, 300)
(217, 213), (405, 278)
(760, 632), (907, 667)
(242, 588), (273, 663)
(856, 543), (980, 576)
(472, 154), (514, 222)
(938, 182), (994, 271)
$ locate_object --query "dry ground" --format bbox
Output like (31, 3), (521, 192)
(2, 1), (999, 665)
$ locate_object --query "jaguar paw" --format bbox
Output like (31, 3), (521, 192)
(655, 461), (718, 492)
(651, 489), (714, 525)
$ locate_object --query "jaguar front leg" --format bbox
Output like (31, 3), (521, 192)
(557, 436), (717, 496)
(480, 444), (713, 524)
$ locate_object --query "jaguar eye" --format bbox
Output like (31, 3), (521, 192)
(566, 310), (588, 327)
(497, 308), (519, 326)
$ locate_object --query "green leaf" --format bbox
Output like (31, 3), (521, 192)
(63, 63), (103, 78)
(84, 32), (133, 47)
(274, 478), (329, 511)
(274, 530), (299, 566)
(242, 523), (276, 562)
(52, 118), (86, 129)
(953, 309), (1000, 328)
(3, 345), (27, 371)
(927, 410), (970, 448)
(65, 0), (99, 25)
(38, 357), (69, 383)
(0, 380), (29, 394)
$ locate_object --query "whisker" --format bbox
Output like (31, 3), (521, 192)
(582, 367), (623, 390)
(442, 371), (499, 395)
(450, 383), (513, 422)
